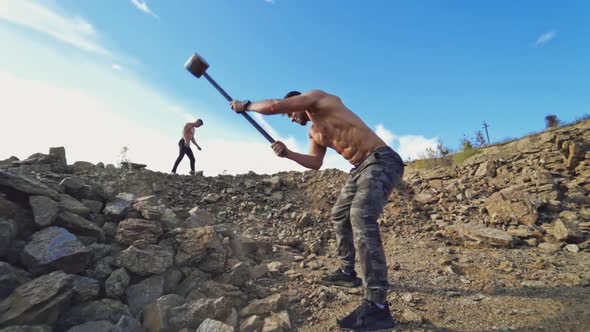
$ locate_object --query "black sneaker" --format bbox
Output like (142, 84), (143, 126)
(320, 268), (362, 287)
(337, 300), (395, 331)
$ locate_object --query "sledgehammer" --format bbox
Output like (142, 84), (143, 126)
(184, 53), (276, 144)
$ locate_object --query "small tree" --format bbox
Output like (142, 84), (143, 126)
(545, 115), (560, 128)
(461, 135), (473, 151)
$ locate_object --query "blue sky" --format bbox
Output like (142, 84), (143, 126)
(1, 0), (588, 175)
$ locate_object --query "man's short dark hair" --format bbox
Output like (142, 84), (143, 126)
(284, 91), (301, 99)
(196, 119), (203, 125)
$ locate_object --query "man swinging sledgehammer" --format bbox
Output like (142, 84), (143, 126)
(231, 90), (405, 331)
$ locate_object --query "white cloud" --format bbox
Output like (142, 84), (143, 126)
(130, 0), (159, 19)
(264, 0), (275, 4)
(374, 124), (439, 161)
(111, 64), (123, 71)
(0, 0), (111, 56)
(535, 30), (556, 47)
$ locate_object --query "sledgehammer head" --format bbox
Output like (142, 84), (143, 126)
(184, 53), (209, 78)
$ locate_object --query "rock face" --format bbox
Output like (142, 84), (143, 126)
(21, 227), (91, 275)
(115, 219), (163, 245)
(116, 242), (173, 276)
(0, 271), (73, 327)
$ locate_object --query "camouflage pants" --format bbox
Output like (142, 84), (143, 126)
(331, 146), (404, 303)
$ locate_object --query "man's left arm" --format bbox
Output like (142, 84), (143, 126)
(191, 137), (201, 150)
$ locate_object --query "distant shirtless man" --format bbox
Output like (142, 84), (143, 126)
(231, 90), (404, 331)
(171, 119), (203, 175)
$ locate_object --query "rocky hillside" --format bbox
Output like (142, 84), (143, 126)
(0, 119), (589, 332)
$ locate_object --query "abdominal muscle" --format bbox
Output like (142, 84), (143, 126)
(309, 108), (387, 167)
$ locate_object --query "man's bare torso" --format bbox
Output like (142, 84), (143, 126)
(306, 92), (387, 166)
(183, 123), (195, 145)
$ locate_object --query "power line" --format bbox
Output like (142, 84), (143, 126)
(482, 121), (490, 145)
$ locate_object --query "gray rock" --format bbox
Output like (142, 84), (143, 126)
(484, 190), (539, 225)
(102, 222), (118, 238)
(0, 171), (61, 201)
(59, 194), (91, 218)
(143, 294), (185, 331)
(105, 268), (130, 299)
(240, 315), (263, 332)
(55, 212), (105, 242)
(553, 219), (583, 243)
(81, 200), (103, 214)
(159, 209), (181, 231)
(125, 275), (164, 317)
(181, 210), (216, 228)
(65, 320), (114, 332)
(0, 218), (18, 256)
(204, 193), (222, 204)
(162, 268), (184, 293)
(175, 226), (221, 266)
(0, 263), (30, 300)
(112, 315), (145, 332)
(239, 293), (287, 317)
(85, 256), (114, 281)
(21, 227), (91, 275)
(0, 326), (52, 332)
(538, 242), (562, 253)
(58, 177), (86, 195)
(262, 311), (290, 332)
(169, 297), (233, 330)
(49, 147), (67, 170)
(564, 244), (580, 252)
(104, 193), (135, 222)
(0, 271), (73, 327)
(28, 196), (58, 227)
(117, 242), (173, 276)
(132, 196), (163, 220)
(70, 275), (100, 303)
(0, 196), (36, 240)
(143, 294), (185, 332)
(115, 219), (163, 246)
(448, 223), (515, 248)
(199, 281), (248, 308)
(58, 299), (130, 331)
(196, 318), (234, 332)
(198, 248), (227, 274)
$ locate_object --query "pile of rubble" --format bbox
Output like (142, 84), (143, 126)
(0, 118), (588, 331)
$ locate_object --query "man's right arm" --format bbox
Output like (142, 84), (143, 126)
(231, 90), (325, 115)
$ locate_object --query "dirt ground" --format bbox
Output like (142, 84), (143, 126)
(258, 229), (590, 332)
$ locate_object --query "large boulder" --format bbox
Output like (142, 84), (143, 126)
(28, 196), (58, 227)
(71, 275), (100, 303)
(0, 271), (73, 327)
(447, 223), (516, 248)
(239, 293), (287, 317)
(174, 226), (222, 266)
(105, 268), (130, 299)
(0, 219), (18, 256)
(65, 320), (114, 332)
(104, 193), (135, 222)
(0, 263), (30, 299)
(116, 241), (173, 276)
(54, 212), (105, 242)
(125, 275), (164, 318)
(59, 194), (92, 218)
(143, 294), (185, 332)
(0, 171), (60, 201)
(21, 227), (91, 275)
(116, 219), (163, 246)
(485, 190), (539, 225)
(57, 299), (130, 331)
(196, 319), (234, 332)
(168, 297), (233, 331)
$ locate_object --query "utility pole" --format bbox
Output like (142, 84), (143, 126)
(482, 121), (490, 145)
